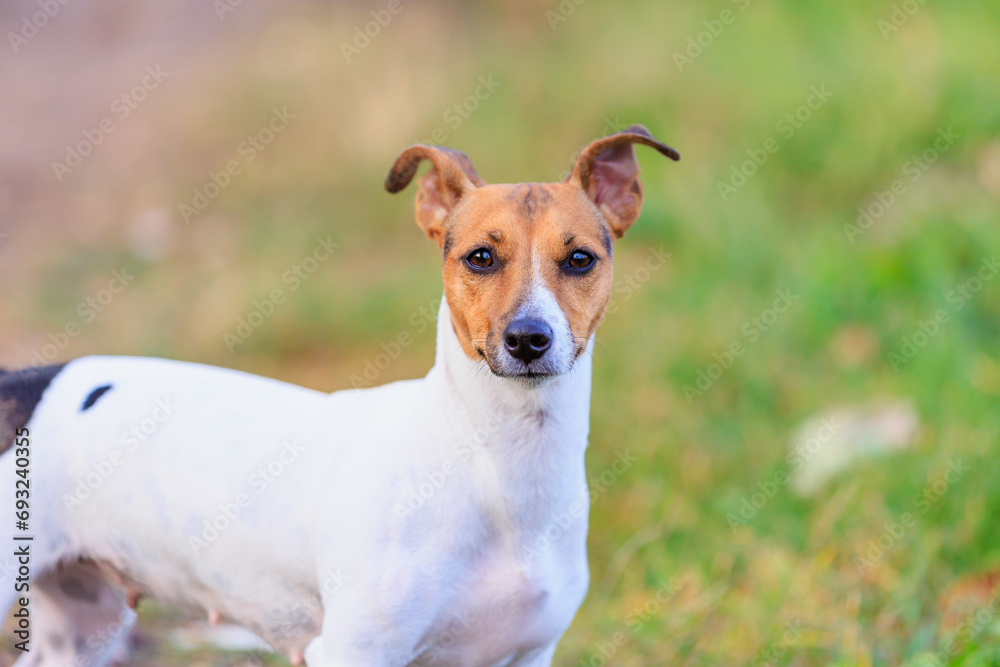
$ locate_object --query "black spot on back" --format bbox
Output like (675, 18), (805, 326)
(0, 364), (66, 454)
(81, 385), (113, 411)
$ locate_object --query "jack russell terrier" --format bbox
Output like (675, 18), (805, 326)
(0, 124), (678, 666)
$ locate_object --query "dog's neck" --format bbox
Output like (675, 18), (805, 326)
(427, 297), (593, 529)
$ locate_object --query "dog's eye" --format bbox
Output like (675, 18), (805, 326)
(565, 250), (595, 272)
(466, 248), (495, 270)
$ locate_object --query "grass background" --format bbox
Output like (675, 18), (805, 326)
(1, 0), (999, 664)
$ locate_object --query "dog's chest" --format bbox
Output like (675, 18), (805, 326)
(413, 547), (586, 666)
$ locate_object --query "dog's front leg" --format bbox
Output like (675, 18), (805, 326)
(301, 578), (427, 667)
(303, 631), (406, 667)
(514, 643), (558, 667)
(303, 635), (367, 667)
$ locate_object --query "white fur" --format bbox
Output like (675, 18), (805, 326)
(4, 297), (593, 666)
(493, 253), (577, 380)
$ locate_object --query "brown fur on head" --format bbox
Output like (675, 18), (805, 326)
(386, 124), (679, 385)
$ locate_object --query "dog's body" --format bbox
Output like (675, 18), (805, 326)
(1, 126), (677, 666)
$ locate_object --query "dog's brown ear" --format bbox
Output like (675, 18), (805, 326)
(385, 145), (485, 247)
(567, 124), (680, 238)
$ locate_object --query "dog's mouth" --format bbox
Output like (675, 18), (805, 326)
(504, 369), (556, 382)
(512, 370), (552, 378)
(498, 368), (559, 389)
(475, 346), (566, 386)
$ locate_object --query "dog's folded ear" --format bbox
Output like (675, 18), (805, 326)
(385, 145), (485, 247)
(567, 124), (680, 238)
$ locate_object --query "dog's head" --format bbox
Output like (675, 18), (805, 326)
(386, 125), (679, 387)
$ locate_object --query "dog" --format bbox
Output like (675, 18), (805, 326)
(0, 124), (678, 666)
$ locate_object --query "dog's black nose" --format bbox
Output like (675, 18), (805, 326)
(503, 319), (553, 363)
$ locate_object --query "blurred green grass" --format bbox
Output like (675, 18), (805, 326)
(5, 0), (1000, 664)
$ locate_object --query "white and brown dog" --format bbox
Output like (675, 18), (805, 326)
(0, 125), (678, 666)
